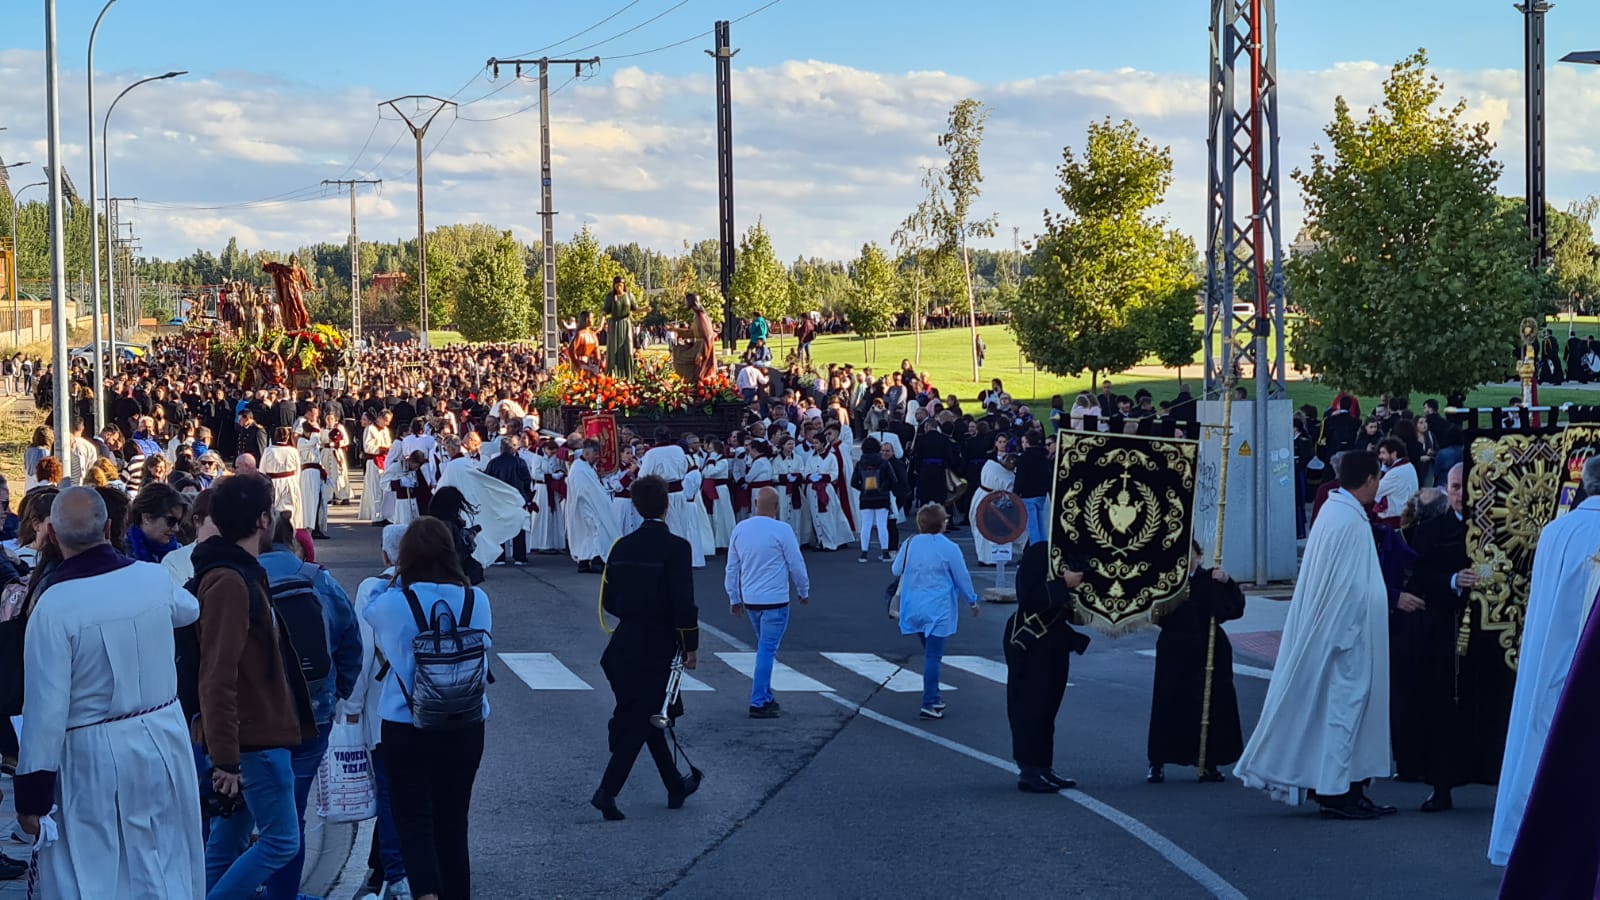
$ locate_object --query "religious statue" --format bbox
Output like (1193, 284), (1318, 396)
(687, 292), (719, 382)
(262, 255), (317, 331)
(571, 310), (603, 376)
(603, 275), (636, 380)
(246, 346), (287, 390)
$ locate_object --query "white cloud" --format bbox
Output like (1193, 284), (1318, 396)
(0, 51), (1593, 265)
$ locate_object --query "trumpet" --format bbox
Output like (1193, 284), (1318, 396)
(650, 652), (686, 729)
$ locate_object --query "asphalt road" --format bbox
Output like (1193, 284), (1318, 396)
(310, 500), (1507, 900)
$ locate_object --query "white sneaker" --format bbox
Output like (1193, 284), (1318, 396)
(384, 878), (414, 900)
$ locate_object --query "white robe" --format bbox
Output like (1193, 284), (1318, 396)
(1489, 496), (1600, 864)
(804, 446), (853, 551)
(297, 435), (325, 533)
(525, 452), (567, 552)
(605, 471), (642, 537)
(637, 445), (707, 569)
(970, 459), (1023, 562)
(566, 458), (623, 563)
(1373, 460), (1420, 520)
(1233, 488), (1391, 804)
(326, 423), (352, 502)
(20, 560), (204, 898)
(773, 455), (813, 545)
(436, 458), (530, 570)
(379, 440), (405, 523)
(703, 456), (737, 549)
(359, 425), (390, 521)
(260, 444), (305, 529)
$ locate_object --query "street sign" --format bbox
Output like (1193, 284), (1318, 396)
(989, 544), (1013, 563)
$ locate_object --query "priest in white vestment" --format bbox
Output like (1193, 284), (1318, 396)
(566, 440), (623, 572)
(525, 442), (567, 553)
(359, 413), (391, 522)
(637, 429), (706, 568)
(435, 440), (529, 572)
(260, 429), (306, 529)
(1233, 452), (1394, 818)
(16, 487), (204, 898)
(1490, 468), (1600, 865)
(297, 426), (327, 537)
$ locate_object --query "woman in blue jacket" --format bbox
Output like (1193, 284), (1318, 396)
(892, 503), (979, 720)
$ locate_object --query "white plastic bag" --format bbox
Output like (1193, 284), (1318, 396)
(314, 719), (376, 823)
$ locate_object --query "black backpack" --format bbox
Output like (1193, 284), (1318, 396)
(267, 569), (332, 693)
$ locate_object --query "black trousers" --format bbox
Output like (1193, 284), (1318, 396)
(600, 696), (680, 796)
(1004, 633), (1072, 770)
(381, 720), (485, 900)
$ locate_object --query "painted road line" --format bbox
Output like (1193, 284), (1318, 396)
(821, 693), (1247, 900)
(715, 652), (835, 692)
(1135, 649), (1273, 680)
(498, 653), (594, 691)
(821, 652), (955, 693)
(679, 673), (715, 692)
(940, 655), (1009, 683)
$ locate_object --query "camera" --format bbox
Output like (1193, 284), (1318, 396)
(201, 788), (240, 820)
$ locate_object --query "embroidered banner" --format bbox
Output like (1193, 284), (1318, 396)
(1554, 425), (1600, 518)
(1049, 431), (1199, 636)
(581, 411), (621, 474)
(1464, 433), (1563, 671)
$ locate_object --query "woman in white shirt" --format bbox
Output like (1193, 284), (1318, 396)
(363, 518), (492, 900)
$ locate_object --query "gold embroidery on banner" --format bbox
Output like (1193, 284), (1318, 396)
(1464, 433), (1563, 671)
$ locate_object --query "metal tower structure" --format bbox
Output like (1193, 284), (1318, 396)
(1204, 0), (1286, 583)
(1520, 2), (1552, 266)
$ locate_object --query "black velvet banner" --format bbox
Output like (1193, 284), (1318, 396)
(1050, 431), (1199, 636)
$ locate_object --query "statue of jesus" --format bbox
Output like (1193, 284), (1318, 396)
(262, 255), (316, 331)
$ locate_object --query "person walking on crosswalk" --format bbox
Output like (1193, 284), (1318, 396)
(726, 487), (810, 719)
(593, 476), (703, 821)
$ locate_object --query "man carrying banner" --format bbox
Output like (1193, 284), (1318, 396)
(1005, 540), (1090, 793)
(1234, 449), (1393, 820)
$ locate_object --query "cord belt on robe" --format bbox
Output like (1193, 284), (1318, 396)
(544, 474), (568, 503)
(266, 470), (295, 480)
(665, 480), (685, 493)
(69, 696), (177, 732)
(301, 463), (324, 474)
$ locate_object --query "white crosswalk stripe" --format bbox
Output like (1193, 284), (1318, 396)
(939, 655), (1010, 683)
(715, 652), (835, 692)
(821, 652), (955, 693)
(498, 653), (593, 691)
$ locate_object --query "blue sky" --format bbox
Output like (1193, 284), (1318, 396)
(4, 0), (1600, 261)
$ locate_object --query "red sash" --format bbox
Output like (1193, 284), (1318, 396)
(784, 473), (804, 509)
(810, 476), (834, 513)
(368, 450), (388, 472)
(831, 448), (856, 530)
(701, 477), (728, 505)
(545, 474), (568, 503)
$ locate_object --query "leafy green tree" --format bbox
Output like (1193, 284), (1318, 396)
(1287, 51), (1539, 396)
(554, 225), (630, 321)
(1548, 196), (1600, 314)
(728, 220), (789, 324)
(1129, 280), (1203, 381)
(456, 231), (529, 342)
(842, 242), (898, 360)
(1011, 118), (1196, 386)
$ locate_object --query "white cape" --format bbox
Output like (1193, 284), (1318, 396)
(1489, 497), (1600, 864)
(1233, 488), (1391, 804)
(438, 458), (528, 570)
(566, 459), (623, 563)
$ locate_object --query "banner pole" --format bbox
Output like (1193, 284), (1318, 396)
(1197, 374), (1238, 775)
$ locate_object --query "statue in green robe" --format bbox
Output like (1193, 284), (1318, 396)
(603, 276), (636, 380)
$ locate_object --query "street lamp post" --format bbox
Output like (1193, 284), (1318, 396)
(11, 181), (46, 349)
(101, 69), (184, 376)
(87, 0), (119, 430)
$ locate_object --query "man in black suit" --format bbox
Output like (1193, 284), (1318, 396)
(910, 419), (960, 525)
(1006, 540), (1090, 793)
(591, 475), (702, 821)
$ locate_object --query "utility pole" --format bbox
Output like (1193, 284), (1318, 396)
(322, 178), (381, 342)
(380, 97), (455, 350)
(43, 0), (72, 464)
(485, 56), (599, 371)
(106, 196), (135, 369)
(707, 21), (738, 351)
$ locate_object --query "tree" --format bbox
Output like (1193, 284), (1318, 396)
(554, 225), (630, 322)
(728, 220), (789, 325)
(936, 99), (999, 381)
(1011, 118), (1196, 385)
(1287, 50), (1540, 396)
(1548, 196), (1600, 315)
(842, 242), (898, 360)
(894, 166), (947, 365)
(1129, 281), (1203, 382)
(456, 231), (529, 342)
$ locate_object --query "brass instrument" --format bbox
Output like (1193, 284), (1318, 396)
(650, 652), (686, 729)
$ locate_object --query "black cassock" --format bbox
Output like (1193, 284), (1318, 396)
(1004, 542), (1090, 771)
(597, 520), (700, 797)
(1146, 569), (1245, 768)
(1396, 513), (1514, 790)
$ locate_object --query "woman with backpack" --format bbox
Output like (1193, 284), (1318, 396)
(851, 437), (898, 563)
(364, 516), (492, 900)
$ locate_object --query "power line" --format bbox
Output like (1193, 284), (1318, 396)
(565, 0), (693, 57)
(599, 0), (786, 61)
(503, 0), (645, 59)
(331, 113), (384, 181)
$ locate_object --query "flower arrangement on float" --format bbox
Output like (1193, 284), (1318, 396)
(210, 324), (351, 379)
(537, 358), (739, 417)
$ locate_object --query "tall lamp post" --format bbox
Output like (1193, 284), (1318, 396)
(87, 0), (120, 429)
(11, 180), (46, 349)
(101, 69), (184, 376)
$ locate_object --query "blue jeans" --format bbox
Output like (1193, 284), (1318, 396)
(746, 605), (791, 708)
(264, 727), (331, 900)
(1023, 496), (1049, 545)
(205, 748), (300, 900)
(371, 743), (407, 883)
(918, 633), (946, 708)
